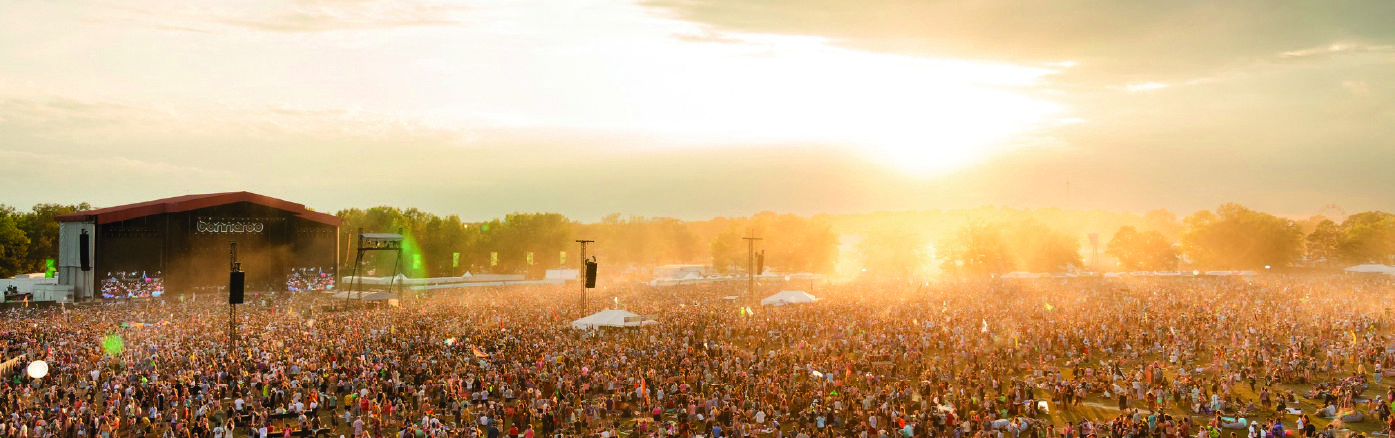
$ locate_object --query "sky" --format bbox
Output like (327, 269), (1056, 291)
(2, 0), (1393, 222)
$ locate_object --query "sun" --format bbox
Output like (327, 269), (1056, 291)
(551, 28), (1065, 176)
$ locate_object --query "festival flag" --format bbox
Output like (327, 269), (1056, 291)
(527, 252), (534, 265)
(452, 253), (460, 268)
(560, 251), (566, 265)
(490, 252), (498, 267)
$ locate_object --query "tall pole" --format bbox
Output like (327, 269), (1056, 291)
(577, 240), (593, 315)
(228, 241), (239, 357)
(743, 236), (762, 297)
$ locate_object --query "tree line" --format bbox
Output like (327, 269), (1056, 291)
(0, 203), (93, 279)
(332, 208), (838, 278)
(2, 201), (1392, 280)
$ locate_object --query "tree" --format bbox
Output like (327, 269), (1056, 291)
(1002, 219), (1082, 272)
(938, 221), (1010, 277)
(1181, 203), (1302, 269)
(491, 212), (573, 274)
(1106, 226), (1179, 271)
(418, 214), (470, 276)
(1337, 211), (1395, 264)
(1143, 209), (1184, 240)
(13, 203), (92, 274)
(0, 206), (30, 278)
(709, 226), (744, 273)
(701, 214), (839, 274)
(859, 229), (927, 281)
(762, 214), (839, 274)
(586, 214), (702, 268)
(1305, 219), (1342, 267)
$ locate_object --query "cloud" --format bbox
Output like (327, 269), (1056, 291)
(1342, 80), (1371, 95)
(643, 0), (1395, 83)
(1122, 82), (1168, 93)
(0, 94), (475, 148)
(1279, 43), (1395, 61)
(215, 1), (467, 33)
(631, 0), (1395, 216)
(4, 0), (1394, 220)
(109, 0), (468, 34)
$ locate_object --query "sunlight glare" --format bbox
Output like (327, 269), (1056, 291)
(442, 0), (1066, 175)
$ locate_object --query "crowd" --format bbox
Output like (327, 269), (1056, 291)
(2, 274), (1394, 438)
(286, 269), (336, 293)
(99, 273), (165, 299)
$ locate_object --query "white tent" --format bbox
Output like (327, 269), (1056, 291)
(331, 291), (395, 300)
(760, 290), (818, 306)
(570, 309), (656, 330)
(1345, 264), (1395, 274)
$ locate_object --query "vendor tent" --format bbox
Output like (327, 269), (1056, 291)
(1345, 264), (1395, 274)
(570, 309), (656, 330)
(760, 290), (818, 306)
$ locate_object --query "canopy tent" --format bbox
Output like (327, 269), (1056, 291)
(760, 290), (818, 306)
(1345, 264), (1395, 274)
(330, 291), (395, 301)
(570, 309), (657, 330)
(340, 273), (409, 286)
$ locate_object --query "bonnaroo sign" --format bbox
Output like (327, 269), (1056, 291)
(196, 219), (265, 234)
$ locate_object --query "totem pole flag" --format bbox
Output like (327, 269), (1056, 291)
(527, 252), (534, 265)
(560, 251), (566, 265)
(452, 253), (460, 268)
(490, 252), (498, 266)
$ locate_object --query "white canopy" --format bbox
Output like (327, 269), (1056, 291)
(570, 309), (656, 330)
(760, 290), (818, 306)
(331, 291), (395, 300)
(1345, 264), (1395, 274)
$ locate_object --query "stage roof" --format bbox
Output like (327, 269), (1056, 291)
(56, 191), (341, 226)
